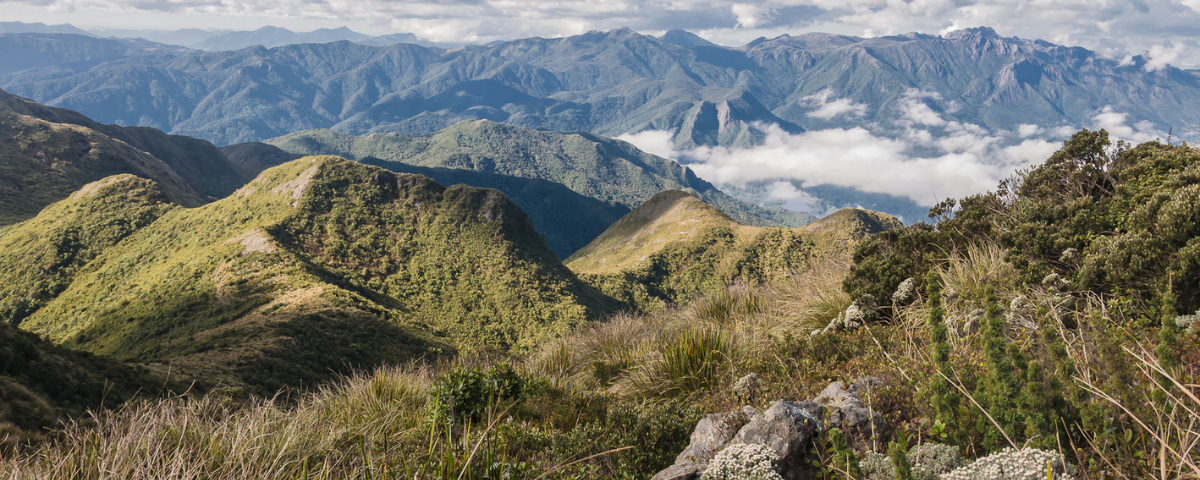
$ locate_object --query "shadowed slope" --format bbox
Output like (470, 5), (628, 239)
(0, 89), (249, 225)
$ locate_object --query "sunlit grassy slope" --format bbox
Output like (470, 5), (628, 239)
(6, 156), (617, 391)
(565, 190), (901, 308)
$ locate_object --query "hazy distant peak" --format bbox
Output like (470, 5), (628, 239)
(942, 26), (1002, 40)
(0, 21), (93, 37)
(660, 29), (716, 48)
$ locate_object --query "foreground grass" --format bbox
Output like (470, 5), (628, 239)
(4, 248), (1199, 479)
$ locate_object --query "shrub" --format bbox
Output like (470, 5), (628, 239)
(859, 443), (965, 480)
(427, 363), (526, 424)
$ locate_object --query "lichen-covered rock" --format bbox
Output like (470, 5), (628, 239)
(730, 400), (824, 480)
(652, 463), (702, 480)
(673, 411), (746, 467)
(813, 377), (889, 450)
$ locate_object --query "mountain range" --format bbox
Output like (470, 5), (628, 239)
(1, 26), (1196, 149)
(3, 25), (1198, 221)
(0, 21), (445, 52)
(0, 88), (800, 259)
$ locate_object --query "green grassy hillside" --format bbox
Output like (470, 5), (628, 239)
(0, 88), (248, 226)
(9, 156), (616, 391)
(260, 121), (812, 230)
(566, 190), (900, 308)
(220, 141), (631, 259)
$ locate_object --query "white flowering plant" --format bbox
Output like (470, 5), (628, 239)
(700, 443), (785, 480)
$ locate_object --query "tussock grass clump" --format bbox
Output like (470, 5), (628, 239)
(0, 364), (436, 479)
(630, 327), (743, 397)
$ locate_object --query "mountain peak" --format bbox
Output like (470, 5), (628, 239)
(660, 29), (716, 48)
(942, 26), (1001, 40)
(564, 190), (736, 274)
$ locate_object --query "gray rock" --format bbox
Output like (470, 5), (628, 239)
(729, 400), (824, 480)
(732, 373), (762, 401)
(672, 411), (747, 466)
(813, 377), (889, 450)
(650, 463), (702, 480)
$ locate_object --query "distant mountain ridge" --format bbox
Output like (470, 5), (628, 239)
(252, 121), (814, 246)
(0, 88), (248, 225)
(1, 26), (1196, 150)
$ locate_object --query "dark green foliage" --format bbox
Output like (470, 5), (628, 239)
(924, 271), (963, 446)
(428, 364), (527, 424)
(539, 399), (701, 479)
(978, 287), (1019, 451)
(826, 427), (862, 479)
(845, 130), (1200, 315)
(0, 321), (171, 447)
(1019, 359), (1053, 448)
(1153, 292), (1179, 403)
(888, 437), (913, 480)
(844, 224), (942, 310)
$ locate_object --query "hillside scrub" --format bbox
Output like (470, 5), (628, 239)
(3, 131), (1200, 479)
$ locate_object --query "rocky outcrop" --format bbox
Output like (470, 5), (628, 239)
(812, 377), (889, 451)
(729, 401), (824, 480)
(651, 377), (890, 480)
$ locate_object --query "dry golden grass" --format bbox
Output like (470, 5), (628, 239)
(1, 365), (435, 480)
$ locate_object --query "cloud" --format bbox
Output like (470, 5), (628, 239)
(619, 99), (1137, 208)
(898, 89), (947, 128)
(677, 123), (1053, 206)
(1144, 42), (1187, 71)
(1092, 106), (1162, 143)
(615, 130), (679, 159)
(731, 3), (772, 28)
(801, 89), (868, 120)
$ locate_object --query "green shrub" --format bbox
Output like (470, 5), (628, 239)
(428, 363), (526, 424)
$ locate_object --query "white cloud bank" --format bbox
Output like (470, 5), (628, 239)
(679, 124), (1056, 206)
(618, 92), (1163, 209)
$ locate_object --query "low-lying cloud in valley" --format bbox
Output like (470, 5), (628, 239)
(619, 91), (1167, 220)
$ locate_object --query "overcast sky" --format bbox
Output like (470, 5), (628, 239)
(5, 0), (1200, 67)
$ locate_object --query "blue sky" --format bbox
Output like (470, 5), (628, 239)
(6, 0), (1200, 67)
